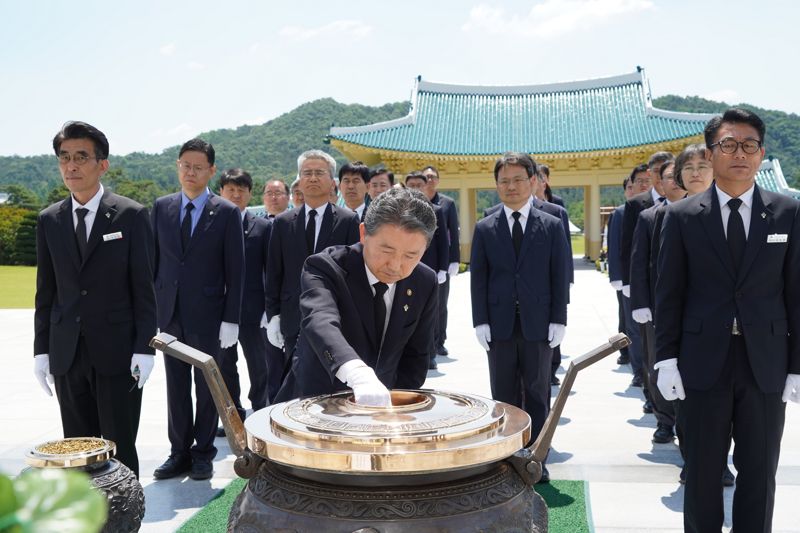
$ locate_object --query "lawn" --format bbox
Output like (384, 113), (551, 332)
(0, 266), (36, 308)
(571, 234), (585, 257)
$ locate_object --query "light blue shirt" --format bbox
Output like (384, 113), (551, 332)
(180, 188), (210, 236)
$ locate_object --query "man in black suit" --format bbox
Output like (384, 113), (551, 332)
(275, 187), (439, 405)
(265, 150), (360, 363)
(34, 121), (156, 478)
(217, 169), (273, 426)
(607, 177), (637, 365)
(656, 109), (800, 532)
(471, 152), (570, 483)
(151, 139), (245, 481)
(340, 161), (370, 221)
(421, 166), (461, 358)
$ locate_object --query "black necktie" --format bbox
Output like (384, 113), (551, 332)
(658, 196), (666, 204)
(306, 209), (317, 254)
(75, 208), (89, 260)
(727, 198), (746, 272)
(511, 211), (523, 257)
(181, 203), (195, 252)
(373, 281), (389, 353)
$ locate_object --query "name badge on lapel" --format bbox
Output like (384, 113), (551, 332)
(767, 233), (788, 244)
(103, 231), (123, 242)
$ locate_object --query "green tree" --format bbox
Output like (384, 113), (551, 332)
(1, 184), (39, 209)
(46, 183), (70, 205)
(13, 211), (37, 265)
(0, 206), (33, 264)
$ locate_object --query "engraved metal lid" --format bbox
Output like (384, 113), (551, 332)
(25, 437), (115, 468)
(245, 390), (530, 474)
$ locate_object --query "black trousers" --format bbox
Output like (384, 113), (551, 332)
(162, 315), (220, 462)
(642, 322), (675, 427)
(219, 323), (269, 421)
(680, 336), (785, 533)
(488, 316), (552, 447)
(54, 336), (142, 477)
(615, 291), (630, 358)
(436, 274), (450, 350)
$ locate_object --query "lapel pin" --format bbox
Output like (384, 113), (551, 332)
(407, 289), (412, 296)
(761, 212), (766, 219)
(209, 210), (214, 215)
(403, 304), (409, 312)
(105, 212), (110, 219)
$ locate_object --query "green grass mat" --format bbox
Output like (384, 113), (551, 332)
(0, 266), (36, 308)
(178, 478), (589, 532)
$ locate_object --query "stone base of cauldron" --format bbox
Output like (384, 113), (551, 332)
(227, 461), (547, 533)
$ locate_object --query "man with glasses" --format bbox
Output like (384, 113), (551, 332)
(656, 109), (800, 532)
(33, 121), (156, 478)
(151, 138), (245, 481)
(262, 179), (290, 219)
(265, 150), (360, 366)
(470, 152), (569, 483)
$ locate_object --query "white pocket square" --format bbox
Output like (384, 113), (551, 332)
(103, 231), (123, 242)
(767, 233), (787, 243)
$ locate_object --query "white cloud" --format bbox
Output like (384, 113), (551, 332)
(160, 43), (176, 56)
(279, 20), (372, 41)
(462, 0), (654, 38)
(186, 61), (206, 71)
(703, 89), (740, 104)
(150, 123), (193, 138)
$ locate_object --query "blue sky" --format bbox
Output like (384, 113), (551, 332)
(1, 0), (796, 156)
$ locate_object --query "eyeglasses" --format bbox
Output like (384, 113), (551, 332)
(711, 137), (762, 155)
(264, 191), (287, 198)
(58, 153), (97, 165)
(497, 177), (530, 187)
(178, 161), (211, 173)
(300, 169), (329, 178)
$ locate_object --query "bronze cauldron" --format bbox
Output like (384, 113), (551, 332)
(150, 333), (629, 532)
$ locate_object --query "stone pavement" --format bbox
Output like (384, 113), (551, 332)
(2, 259), (799, 532)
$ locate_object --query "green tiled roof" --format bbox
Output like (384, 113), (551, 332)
(756, 158), (800, 198)
(329, 70), (716, 156)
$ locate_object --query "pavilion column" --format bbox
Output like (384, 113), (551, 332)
(585, 180), (601, 260)
(460, 186), (475, 260)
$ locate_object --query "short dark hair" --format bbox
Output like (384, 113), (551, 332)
(52, 121), (109, 160)
(339, 160), (370, 181)
(368, 168), (395, 185)
(647, 151), (674, 170)
(179, 138), (215, 165)
(493, 152), (536, 181)
(673, 144), (706, 189)
(219, 168), (253, 191)
(421, 165), (439, 178)
(538, 164), (550, 178)
(630, 163), (649, 182)
(264, 179), (290, 195)
(405, 170), (427, 184)
(364, 187), (436, 243)
(622, 177), (630, 191)
(704, 108), (766, 148)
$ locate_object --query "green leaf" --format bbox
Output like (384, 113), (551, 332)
(12, 469), (107, 533)
(0, 473), (21, 532)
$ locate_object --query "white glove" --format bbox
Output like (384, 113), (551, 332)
(655, 358), (686, 400)
(34, 354), (54, 397)
(267, 315), (284, 348)
(783, 374), (800, 403)
(341, 361), (391, 407)
(447, 262), (460, 277)
(475, 324), (491, 351)
(622, 285), (630, 298)
(632, 307), (653, 324)
(260, 311), (269, 330)
(130, 353), (155, 389)
(219, 321), (239, 349)
(548, 323), (566, 348)
(437, 270), (447, 284)
(610, 280), (623, 291)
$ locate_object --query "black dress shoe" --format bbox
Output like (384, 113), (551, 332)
(550, 375), (560, 386)
(722, 467), (735, 487)
(216, 426), (226, 437)
(429, 359), (438, 370)
(189, 459), (214, 480)
(652, 424), (674, 444)
(679, 465), (686, 484)
(438, 345), (449, 356)
(642, 400), (653, 414)
(630, 374), (644, 388)
(617, 353), (630, 365)
(537, 466), (550, 484)
(153, 454), (191, 480)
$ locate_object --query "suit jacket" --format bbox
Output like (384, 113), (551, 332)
(286, 243), (438, 398)
(607, 204), (625, 283)
(432, 192), (460, 263)
(34, 190), (156, 376)
(265, 203), (360, 338)
(241, 211), (272, 326)
(655, 184), (800, 392)
(621, 190), (655, 285)
(629, 204), (659, 311)
(471, 205), (569, 341)
(420, 204), (449, 273)
(151, 191), (245, 333)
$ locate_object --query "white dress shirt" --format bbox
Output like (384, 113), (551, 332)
(502, 202), (532, 235)
(716, 184), (754, 239)
(303, 203), (329, 252)
(71, 184), (104, 236)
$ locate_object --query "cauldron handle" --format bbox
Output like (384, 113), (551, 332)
(508, 333), (631, 485)
(149, 332), (262, 477)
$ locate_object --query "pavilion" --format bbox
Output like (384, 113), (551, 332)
(328, 68), (716, 259)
